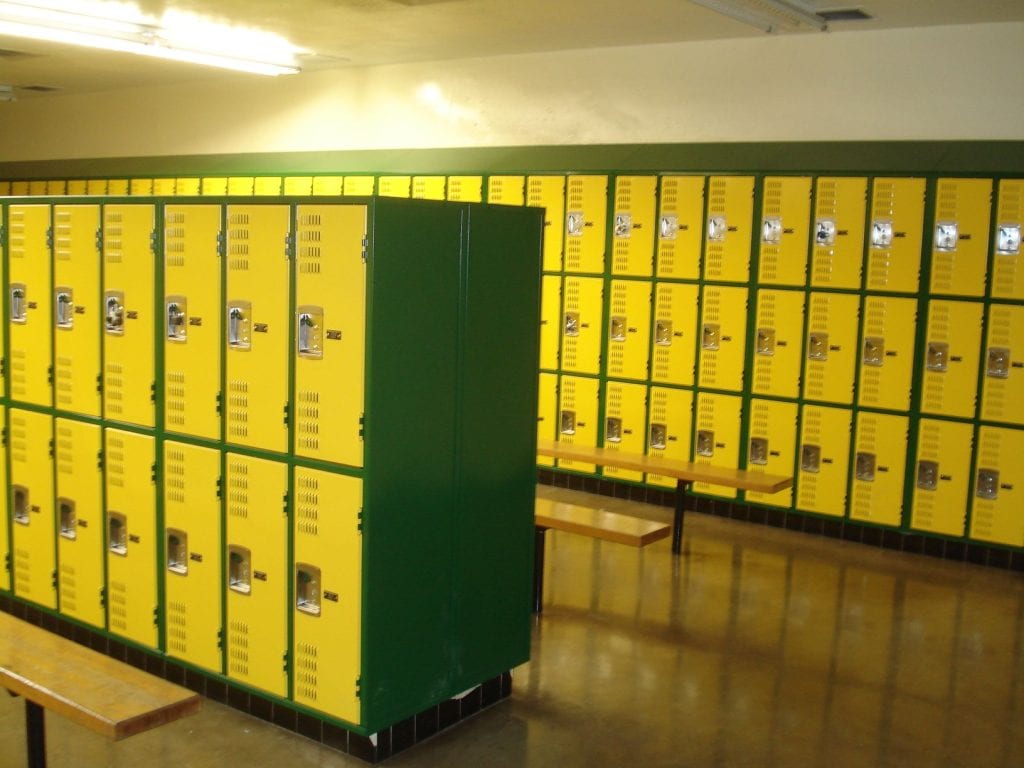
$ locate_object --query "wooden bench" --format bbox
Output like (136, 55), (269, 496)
(1, 611), (201, 768)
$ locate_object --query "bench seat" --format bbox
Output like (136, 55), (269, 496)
(535, 497), (671, 547)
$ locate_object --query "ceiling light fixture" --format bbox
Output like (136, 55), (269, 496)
(689, 0), (828, 33)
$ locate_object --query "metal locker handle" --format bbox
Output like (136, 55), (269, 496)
(855, 452), (877, 482)
(13, 485), (29, 525)
(986, 347), (1011, 379)
(660, 215), (678, 240)
(655, 319), (672, 346)
(815, 218), (836, 247)
(808, 332), (828, 361)
(296, 564), (322, 616)
(58, 498), (76, 540)
(756, 328), (776, 357)
(11, 283), (27, 323)
(609, 316), (626, 342)
(749, 437), (769, 466)
(975, 468), (1000, 500)
(108, 512), (127, 555)
(649, 423), (667, 450)
(696, 430), (714, 458)
(166, 297), (187, 342)
(105, 291), (125, 335)
(55, 289), (74, 329)
(863, 337), (885, 367)
(934, 221), (959, 252)
(564, 312), (580, 337)
(559, 410), (576, 436)
(870, 218), (894, 249)
(297, 306), (324, 359)
(167, 529), (188, 575)
(228, 546), (252, 594)
(762, 216), (783, 245)
(801, 445), (822, 473)
(227, 302), (251, 350)
(916, 460), (939, 491)
(926, 342), (949, 372)
(605, 417), (622, 443)
(702, 323), (720, 351)
(996, 223), (1021, 256)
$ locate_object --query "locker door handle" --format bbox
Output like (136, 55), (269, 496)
(976, 468), (1000, 500)
(12, 485), (29, 525)
(11, 283), (27, 323)
(58, 498), (77, 540)
(749, 437), (769, 465)
(296, 306), (324, 359)
(655, 319), (672, 346)
(696, 430), (714, 457)
(815, 218), (837, 246)
(649, 423), (667, 450)
(863, 337), (885, 367)
(167, 529), (189, 574)
(605, 417), (622, 443)
(105, 291), (125, 334)
(996, 223), (1021, 255)
(228, 546), (252, 594)
(166, 297), (188, 342)
(296, 564), (322, 616)
(986, 347), (1010, 379)
(762, 216), (783, 245)
(55, 289), (74, 329)
(108, 512), (127, 555)
(855, 452), (877, 482)
(934, 221), (959, 252)
(227, 302), (251, 350)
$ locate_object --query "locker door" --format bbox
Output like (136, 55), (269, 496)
(646, 386), (693, 488)
(698, 285), (748, 392)
(611, 175), (656, 276)
(294, 205), (367, 467)
(28, 180), (47, 195)
(8, 204), (52, 406)
(564, 175), (607, 274)
(378, 176), (411, 198)
(857, 296), (917, 412)
(446, 176), (483, 203)
(929, 178), (993, 297)
(225, 205), (291, 454)
(656, 175), (705, 280)
(539, 275), (562, 371)
(312, 177), (344, 196)
(176, 178), (200, 196)
(557, 375), (600, 474)
(254, 178), (282, 196)
(66, 180), (88, 195)
(849, 412), (908, 527)
(46, 180), (67, 196)
(130, 179), (154, 196)
(342, 177), (374, 196)
(602, 381), (647, 482)
(9, 409), (56, 608)
(991, 179), (1024, 300)
(10, 181), (30, 195)
(488, 176), (526, 206)
(225, 454), (288, 698)
(650, 282), (698, 387)
(796, 405), (851, 517)
(751, 289), (805, 399)
(758, 176), (811, 286)
(703, 176), (754, 283)
(970, 426), (1024, 547)
(693, 393), (742, 498)
(201, 178), (227, 196)
(0, 406), (6, 591)
(537, 372), (558, 468)
(153, 178), (176, 195)
(920, 300), (983, 419)
(803, 292), (860, 405)
(105, 428), (157, 648)
(164, 205), (222, 441)
(292, 468), (363, 725)
(284, 177), (314, 196)
(55, 419), (104, 628)
(866, 178), (926, 293)
(53, 204), (102, 417)
(910, 418), (973, 537)
(980, 303), (1024, 425)
(606, 280), (652, 381)
(744, 399), (797, 508)
(412, 176), (446, 200)
(527, 176), (565, 272)
(164, 441), (222, 673)
(103, 204), (156, 427)
(560, 277), (603, 375)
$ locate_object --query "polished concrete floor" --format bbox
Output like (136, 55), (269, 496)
(3, 486), (1022, 767)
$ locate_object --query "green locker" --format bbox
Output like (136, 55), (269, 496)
(857, 296), (917, 412)
(693, 392), (742, 499)
(698, 285), (748, 392)
(744, 399), (797, 508)
(866, 177), (926, 293)
(920, 300), (983, 419)
(980, 303), (1024, 425)
(796, 405), (851, 517)
(929, 178), (993, 297)
(990, 179), (1024, 300)
(703, 176), (754, 284)
(560, 276), (603, 375)
(811, 177), (867, 290)
(526, 175), (565, 272)
(564, 175), (607, 274)
(803, 292), (860, 405)
(646, 386), (693, 488)
(848, 411), (908, 527)
(611, 175), (656, 276)
(656, 175), (704, 280)
(650, 282), (698, 387)
(758, 176), (811, 286)
(164, 204), (222, 441)
(602, 380), (647, 483)
(539, 275), (562, 371)
(8, 204), (52, 406)
(557, 375), (600, 474)
(55, 418), (104, 628)
(911, 418), (973, 537)
(163, 441), (222, 674)
(0, 406), (6, 591)
(9, 408), (56, 608)
(970, 426), (1024, 547)
(488, 176), (525, 206)
(292, 467), (363, 725)
(606, 279), (652, 381)
(537, 372), (558, 468)
(751, 288), (805, 399)
(105, 428), (157, 648)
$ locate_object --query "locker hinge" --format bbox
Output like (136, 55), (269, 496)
(47, 364), (54, 385)
(357, 508), (363, 533)
(149, 230), (158, 255)
(216, 230), (226, 257)
(358, 414), (365, 439)
(96, 374), (103, 394)
(355, 677), (362, 699)
(282, 651), (290, 674)
(100, 587), (107, 607)
(46, 226), (53, 250)
(153, 606), (159, 626)
(97, 450), (104, 471)
(215, 392), (223, 414)
(48, 439), (55, 458)
(151, 463), (157, 484)
(52, 570), (57, 589)
(283, 402), (291, 427)
(361, 237), (369, 263)
(150, 382), (157, 403)
(4, 552), (9, 573)
(285, 231), (295, 259)
(0, 356), (5, 380)
(0, 225), (5, 248)
(216, 475), (223, 499)
(95, 227), (102, 254)
(217, 628), (224, 649)
(282, 492), (290, 517)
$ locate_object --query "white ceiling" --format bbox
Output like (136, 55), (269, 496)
(1, 0), (1022, 98)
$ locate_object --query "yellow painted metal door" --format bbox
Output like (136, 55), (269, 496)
(0, 406), (6, 591)
(292, 467), (363, 725)
(560, 277), (603, 375)
(9, 409), (56, 608)
(602, 381), (647, 482)
(646, 386), (693, 488)
(225, 205), (291, 454)
(803, 292), (860, 405)
(8, 204), (52, 406)
(412, 176), (446, 200)
(104, 428), (157, 648)
(650, 283), (698, 387)
(811, 177), (867, 290)
(796, 405), (851, 517)
(980, 303), (1024, 425)
(910, 418), (973, 537)
(991, 179), (1024, 300)
(342, 176), (374, 196)
(526, 176), (565, 272)
(103, 204), (156, 427)
(539, 275), (562, 371)
(225, 453), (288, 697)
(164, 441), (222, 674)
(55, 418), (104, 628)
(849, 412), (908, 527)
(866, 177), (926, 293)
(751, 289), (805, 399)
(758, 176), (811, 286)
(557, 375), (600, 474)
(698, 285), (748, 392)
(537, 372), (558, 468)
(857, 296), (917, 412)
(920, 300), (983, 418)
(564, 175), (607, 274)
(606, 280), (652, 381)
(164, 205), (222, 441)
(744, 399), (797, 508)
(377, 176), (410, 198)
(656, 175), (705, 280)
(611, 175), (656, 276)
(488, 176), (526, 207)
(446, 176), (483, 202)
(704, 176), (754, 283)
(294, 205), (367, 468)
(930, 178), (992, 297)
(970, 426), (1024, 547)
(693, 392), (742, 499)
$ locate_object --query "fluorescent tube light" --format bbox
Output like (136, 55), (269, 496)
(690, 0), (828, 33)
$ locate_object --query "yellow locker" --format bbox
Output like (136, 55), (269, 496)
(53, 204), (102, 417)
(703, 176), (754, 283)
(148, 178), (173, 196)
(697, 285), (748, 392)
(225, 204), (291, 454)
(105, 428), (157, 648)
(911, 418), (973, 537)
(527, 175), (565, 273)
(981, 303), (1024, 425)
(803, 292), (860, 405)
(164, 205), (222, 440)
(920, 300), (983, 419)
(758, 176), (811, 286)
(602, 381), (647, 482)
(28, 180), (47, 195)
(539, 275), (562, 371)
(564, 175), (607, 274)
(107, 180), (129, 196)
(412, 176), (446, 200)
(646, 386), (693, 488)
(849, 412), (908, 527)
(656, 175), (705, 280)
(103, 204), (156, 427)
(311, 177), (344, 196)
(751, 289), (805, 399)
(0, 406), (5, 591)
(84, 180), (108, 195)
(201, 178), (228, 196)
(66, 180), (87, 195)
(930, 178), (993, 297)
(10, 180), (30, 195)
(8, 203), (52, 406)
(446, 176), (483, 203)
(254, 177), (282, 196)
(606, 279), (652, 381)
(560, 276), (603, 375)
(294, 205), (367, 467)
(175, 178), (200, 196)
(866, 177), (926, 293)
(378, 176), (411, 198)
(650, 282), (698, 387)
(284, 177), (314, 196)
(0, 180), (10, 195)
(164, 441), (222, 673)
(557, 375), (600, 474)
(970, 426), (1024, 547)
(611, 176), (656, 277)
(46, 180), (67, 196)
(292, 468), (363, 724)
(225, 454), (288, 698)
(744, 399), (797, 508)
(228, 177), (255, 196)
(796, 405), (851, 517)
(129, 179), (154, 196)
(9, 409), (56, 608)
(693, 392), (742, 498)
(991, 179), (1024, 300)
(55, 419), (104, 628)
(857, 296), (917, 412)
(537, 372), (558, 468)
(488, 176), (526, 206)
(342, 176), (374, 196)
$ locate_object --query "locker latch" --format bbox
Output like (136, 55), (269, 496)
(55, 289), (74, 329)
(761, 216), (783, 245)
(559, 410), (576, 436)
(934, 221), (959, 252)
(863, 337), (885, 367)
(749, 437), (769, 466)
(609, 316), (626, 343)
(701, 323), (720, 351)
(707, 215), (727, 242)
(870, 219), (894, 249)
(105, 291), (125, 335)
(649, 423), (667, 450)
(696, 430), (714, 458)
(166, 297), (188, 342)
(807, 332), (828, 361)
(801, 445), (821, 473)
(12, 485), (29, 525)
(986, 347), (1010, 379)
(755, 328), (776, 357)
(10, 283), (27, 324)
(564, 312), (580, 337)
(167, 529), (188, 575)
(227, 302), (252, 350)
(605, 417), (622, 443)
(655, 319), (672, 346)
(108, 512), (127, 555)
(975, 468), (999, 500)
(228, 546), (252, 594)
(814, 218), (837, 247)
(926, 341), (949, 372)
(58, 498), (76, 540)
(660, 216), (678, 240)
(296, 564), (322, 616)
(916, 460), (939, 491)
(614, 213), (632, 239)
(296, 306), (324, 359)
(566, 211), (585, 237)
(996, 223), (1021, 256)
(855, 452), (876, 482)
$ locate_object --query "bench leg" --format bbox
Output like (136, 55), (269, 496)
(533, 527), (547, 614)
(672, 480), (691, 555)
(25, 700), (46, 768)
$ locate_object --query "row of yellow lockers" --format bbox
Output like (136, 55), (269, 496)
(6, 175), (1023, 297)
(0, 407), (362, 725)
(539, 376), (1024, 547)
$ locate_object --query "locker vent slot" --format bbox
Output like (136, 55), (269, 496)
(649, 423), (667, 450)
(167, 530), (188, 575)
(296, 565), (322, 616)
(655, 319), (672, 346)
(13, 485), (29, 525)
(609, 316), (626, 342)
(756, 327), (776, 356)
(228, 546), (252, 594)
(564, 312), (580, 337)
(109, 582), (127, 631)
(701, 323), (720, 351)
(814, 218), (836, 246)
(605, 417), (622, 443)
(863, 337), (885, 367)
(916, 460), (939, 491)
(986, 347), (1010, 379)
(228, 620), (250, 677)
(934, 221), (958, 252)
(996, 223), (1021, 255)
(975, 468), (999, 500)
(807, 332), (828, 361)
(166, 297), (187, 342)
(167, 601), (188, 655)
(11, 283), (27, 323)
(58, 498), (76, 539)
(696, 430), (714, 457)
(105, 291), (125, 334)
(559, 410), (576, 436)
(297, 306), (324, 359)
(660, 215), (678, 240)
(762, 216), (782, 245)
(926, 341), (949, 372)
(870, 218), (893, 249)
(855, 452), (876, 482)
(749, 437), (769, 466)
(55, 288), (74, 329)
(108, 512), (127, 555)
(296, 642), (319, 702)
(801, 444), (822, 473)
